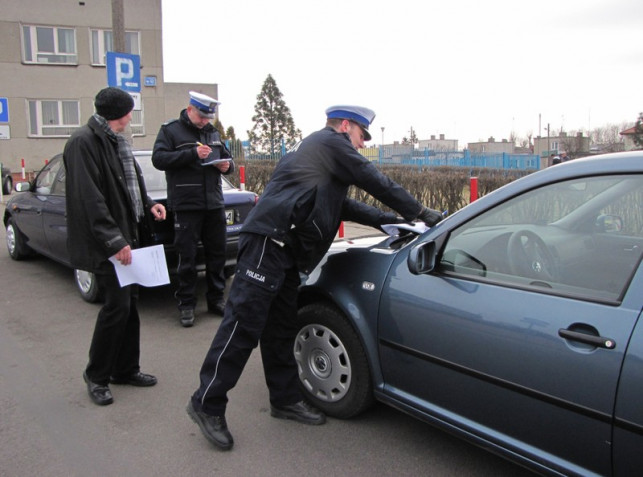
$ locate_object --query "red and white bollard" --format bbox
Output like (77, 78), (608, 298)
(239, 165), (245, 191)
(21, 158), (26, 179)
(338, 221), (345, 239)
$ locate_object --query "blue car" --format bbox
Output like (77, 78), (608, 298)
(4, 151), (257, 302)
(295, 151), (643, 476)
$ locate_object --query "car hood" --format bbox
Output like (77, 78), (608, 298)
(303, 233), (418, 288)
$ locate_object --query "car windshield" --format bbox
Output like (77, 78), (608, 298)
(134, 151), (235, 192)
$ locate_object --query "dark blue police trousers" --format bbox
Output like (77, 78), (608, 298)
(191, 233), (303, 416)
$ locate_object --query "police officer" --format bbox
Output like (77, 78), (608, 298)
(186, 105), (443, 450)
(152, 92), (235, 327)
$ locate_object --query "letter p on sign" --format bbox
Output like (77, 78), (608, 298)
(116, 57), (134, 86)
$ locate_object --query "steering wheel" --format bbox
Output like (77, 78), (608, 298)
(507, 229), (558, 281)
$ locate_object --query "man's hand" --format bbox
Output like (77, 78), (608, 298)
(150, 203), (166, 221)
(417, 207), (443, 226)
(215, 160), (231, 173)
(113, 245), (132, 265)
(196, 143), (212, 160)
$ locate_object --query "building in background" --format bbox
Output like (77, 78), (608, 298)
(0, 0), (217, 175)
(533, 132), (590, 165)
(467, 137), (513, 154)
(619, 125), (640, 151)
(418, 134), (458, 152)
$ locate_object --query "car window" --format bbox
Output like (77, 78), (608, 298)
(51, 167), (66, 195)
(439, 174), (643, 304)
(35, 157), (63, 195)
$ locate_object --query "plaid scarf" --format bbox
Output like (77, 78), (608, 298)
(94, 114), (144, 222)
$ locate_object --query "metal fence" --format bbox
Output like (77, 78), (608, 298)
(364, 147), (540, 170)
(227, 140), (541, 171)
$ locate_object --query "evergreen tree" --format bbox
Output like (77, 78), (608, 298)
(633, 112), (643, 150)
(247, 74), (301, 155)
(213, 118), (226, 140)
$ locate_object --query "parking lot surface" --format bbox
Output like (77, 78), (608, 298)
(0, 203), (533, 477)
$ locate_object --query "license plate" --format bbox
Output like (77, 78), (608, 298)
(225, 209), (234, 225)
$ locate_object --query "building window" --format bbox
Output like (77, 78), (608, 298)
(22, 25), (77, 64)
(28, 100), (80, 137)
(131, 107), (144, 136)
(90, 29), (140, 65)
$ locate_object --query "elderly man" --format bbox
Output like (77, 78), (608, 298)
(152, 91), (235, 327)
(64, 87), (166, 406)
(186, 105), (443, 450)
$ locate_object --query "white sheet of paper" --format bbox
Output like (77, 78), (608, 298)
(109, 244), (170, 287)
(201, 158), (232, 166)
(380, 222), (429, 236)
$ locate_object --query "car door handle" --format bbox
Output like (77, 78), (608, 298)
(558, 329), (616, 349)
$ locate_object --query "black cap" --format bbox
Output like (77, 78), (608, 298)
(94, 87), (134, 120)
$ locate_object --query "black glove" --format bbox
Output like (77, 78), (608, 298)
(417, 207), (443, 226)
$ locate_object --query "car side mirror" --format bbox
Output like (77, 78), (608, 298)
(15, 182), (31, 192)
(408, 240), (437, 275)
(595, 214), (622, 233)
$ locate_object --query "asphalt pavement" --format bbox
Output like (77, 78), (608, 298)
(0, 201), (533, 477)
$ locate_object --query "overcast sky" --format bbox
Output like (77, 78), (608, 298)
(161, 0), (643, 146)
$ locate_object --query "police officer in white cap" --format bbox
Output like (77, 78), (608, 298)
(185, 104), (443, 450)
(152, 91), (235, 327)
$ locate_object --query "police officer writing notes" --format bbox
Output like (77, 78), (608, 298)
(152, 92), (235, 327)
(64, 87), (166, 406)
(186, 105), (443, 450)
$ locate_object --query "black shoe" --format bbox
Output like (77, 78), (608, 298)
(110, 372), (157, 387)
(207, 299), (226, 316)
(180, 309), (195, 327)
(186, 400), (234, 450)
(270, 400), (326, 425)
(83, 371), (114, 406)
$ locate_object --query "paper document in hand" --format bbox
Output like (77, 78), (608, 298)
(380, 222), (429, 236)
(201, 158), (232, 166)
(109, 244), (170, 287)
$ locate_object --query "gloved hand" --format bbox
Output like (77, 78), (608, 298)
(417, 207), (443, 226)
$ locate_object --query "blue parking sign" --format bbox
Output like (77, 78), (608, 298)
(0, 98), (9, 123)
(106, 52), (141, 92)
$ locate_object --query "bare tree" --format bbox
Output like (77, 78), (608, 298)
(402, 126), (418, 145)
(588, 122), (629, 153)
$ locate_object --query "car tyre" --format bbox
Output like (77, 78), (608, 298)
(6, 217), (33, 260)
(3, 176), (12, 195)
(74, 269), (102, 303)
(295, 302), (374, 418)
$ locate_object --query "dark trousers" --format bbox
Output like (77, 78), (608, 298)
(174, 208), (227, 310)
(191, 233), (303, 416)
(85, 271), (140, 385)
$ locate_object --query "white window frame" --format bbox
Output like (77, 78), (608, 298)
(131, 106), (145, 136)
(27, 99), (80, 137)
(90, 29), (141, 66)
(21, 24), (77, 65)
